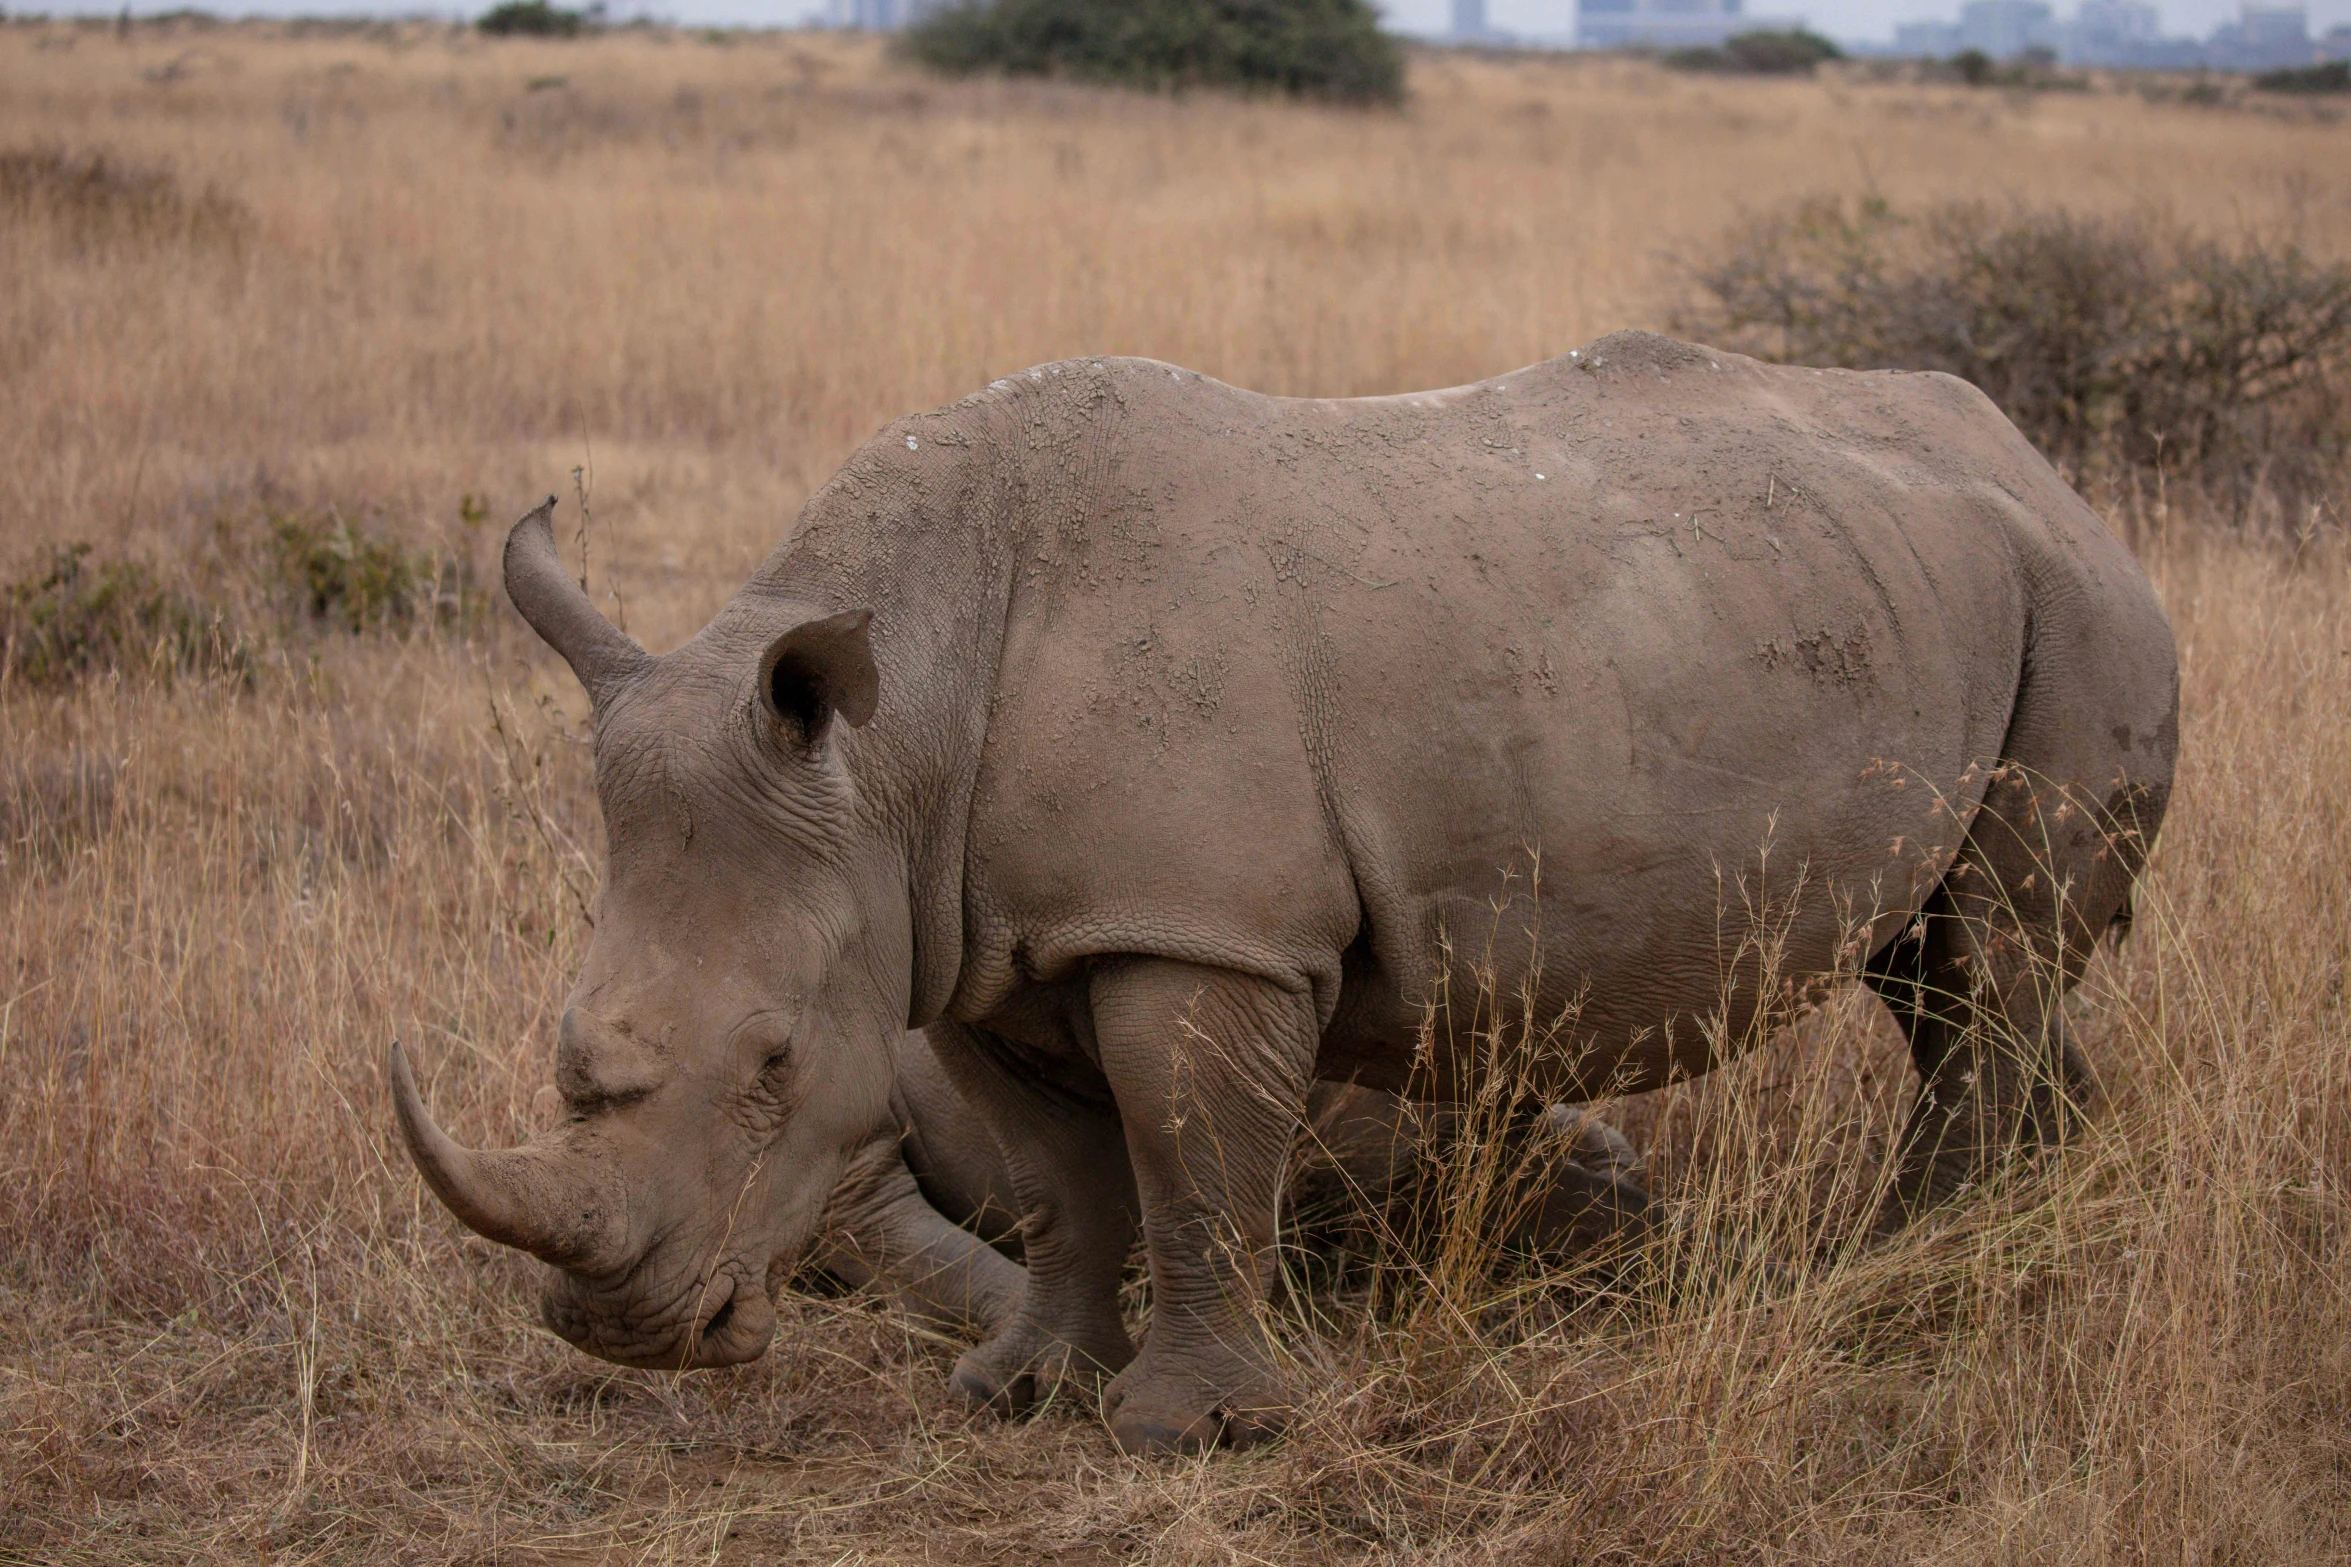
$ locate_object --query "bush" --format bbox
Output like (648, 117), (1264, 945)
(265, 512), (482, 635)
(478, 1), (592, 37)
(0, 545), (243, 690)
(901, 0), (1406, 106)
(0, 509), (485, 691)
(1665, 29), (1842, 76)
(2253, 61), (2350, 95)
(1933, 47), (2087, 89)
(1677, 197), (2351, 518)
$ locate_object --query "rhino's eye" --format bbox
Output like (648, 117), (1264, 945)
(747, 1047), (796, 1114)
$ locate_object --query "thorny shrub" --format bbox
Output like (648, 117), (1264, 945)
(0, 545), (246, 690)
(0, 508), (487, 691)
(263, 511), (486, 636)
(1677, 197), (2351, 524)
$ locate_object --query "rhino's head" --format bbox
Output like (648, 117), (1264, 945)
(389, 499), (905, 1369)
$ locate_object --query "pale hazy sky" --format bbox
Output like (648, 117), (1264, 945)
(38, 0), (2351, 51)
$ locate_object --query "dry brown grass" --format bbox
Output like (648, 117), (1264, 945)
(4, 19), (2350, 1563)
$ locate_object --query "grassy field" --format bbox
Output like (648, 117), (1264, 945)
(4, 20), (2349, 1563)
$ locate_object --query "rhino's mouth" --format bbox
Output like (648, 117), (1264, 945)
(542, 1257), (778, 1370)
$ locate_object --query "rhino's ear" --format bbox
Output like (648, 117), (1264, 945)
(758, 610), (879, 747)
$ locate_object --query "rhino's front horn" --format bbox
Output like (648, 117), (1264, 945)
(387, 1040), (627, 1273)
(502, 496), (654, 709)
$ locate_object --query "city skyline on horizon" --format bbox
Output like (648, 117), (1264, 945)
(24, 0), (2351, 50)
(1441, 0), (2346, 46)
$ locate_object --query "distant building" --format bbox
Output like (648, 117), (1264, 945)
(1890, 0), (2334, 67)
(1452, 0), (1505, 42)
(2240, 4), (2312, 50)
(1958, 0), (2061, 57)
(1578, 0), (1808, 50)
(2062, 0), (2212, 64)
(1893, 18), (1964, 53)
(2204, 4), (2314, 65)
(2067, 0), (2161, 57)
(833, 0), (946, 28)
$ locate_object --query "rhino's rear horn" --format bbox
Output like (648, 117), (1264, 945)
(387, 1040), (626, 1272)
(503, 496), (653, 708)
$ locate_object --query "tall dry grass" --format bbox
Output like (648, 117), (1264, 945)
(3, 20), (2349, 1562)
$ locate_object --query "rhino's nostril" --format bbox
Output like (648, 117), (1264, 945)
(700, 1291), (736, 1341)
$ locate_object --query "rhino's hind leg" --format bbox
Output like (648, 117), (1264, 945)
(1289, 1089), (1653, 1277)
(1504, 1108), (1655, 1258)
(1865, 758), (2163, 1230)
(1091, 956), (1318, 1455)
(924, 1020), (1142, 1417)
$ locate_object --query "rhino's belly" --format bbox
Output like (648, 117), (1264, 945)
(1318, 761), (1980, 1104)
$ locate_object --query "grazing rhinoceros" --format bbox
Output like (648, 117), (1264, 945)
(389, 331), (2176, 1453)
(807, 1027), (1650, 1339)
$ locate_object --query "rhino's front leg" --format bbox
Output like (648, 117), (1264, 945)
(1089, 956), (1317, 1455)
(924, 1020), (1141, 1416)
(808, 1128), (1026, 1340)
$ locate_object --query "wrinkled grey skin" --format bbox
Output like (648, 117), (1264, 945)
(811, 1028), (1649, 1339)
(802, 1029), (1027, 1337)
(392, 332), (2176, 1454)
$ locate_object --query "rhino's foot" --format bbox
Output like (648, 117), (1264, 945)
(1099, 1337), (1290, 1456)
(949, 1315), (1134, 1419)
(1546, 1105), (1642, 1180)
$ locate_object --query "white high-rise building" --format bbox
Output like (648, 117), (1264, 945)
(2239, 4), (2311, 50)
(1958, 0), (2062, 56)
(1894, 18), (1963, 52)
(1578, 0), (1807, 50)
(833, 0), (947, 29)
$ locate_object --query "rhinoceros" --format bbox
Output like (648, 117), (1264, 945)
(389, 331), (2176, 1453)
(805, 1027), (1650, 1338)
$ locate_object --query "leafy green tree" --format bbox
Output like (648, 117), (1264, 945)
(479, 1), (592, 38)
(1666, 29), (1843, 75)
(903, 0), (1405, 105)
